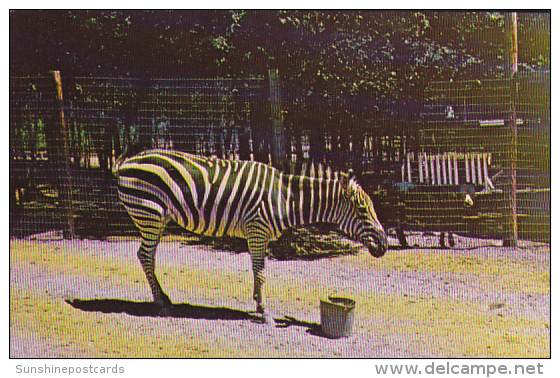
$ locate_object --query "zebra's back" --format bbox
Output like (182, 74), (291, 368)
(116, 150), (284, 239)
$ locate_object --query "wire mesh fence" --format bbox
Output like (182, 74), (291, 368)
(411, 73), (550, 242)
(9, 71), (550, 243)
(9, 73), (266, 238)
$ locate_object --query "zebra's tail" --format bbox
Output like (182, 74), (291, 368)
(112, 146), (133, 178)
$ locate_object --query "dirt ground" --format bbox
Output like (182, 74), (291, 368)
(10, 231), (550, 358)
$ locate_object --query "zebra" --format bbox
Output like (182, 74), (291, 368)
(392, 183), (475, 249)
(113, 149), (388, 321)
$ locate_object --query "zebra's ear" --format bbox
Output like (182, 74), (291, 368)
(341, 170), (356, 198)
(340, 172), (349, 192)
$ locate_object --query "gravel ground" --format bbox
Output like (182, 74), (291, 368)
(10, 232), (550, 358)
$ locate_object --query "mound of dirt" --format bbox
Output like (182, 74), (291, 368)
(182, 224), (361, 260)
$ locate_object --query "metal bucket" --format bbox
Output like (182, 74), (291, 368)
(320, 296), (356, 339)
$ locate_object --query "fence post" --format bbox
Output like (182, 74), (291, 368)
(419, 152), (423, 182)
(53, 71), (75, 239)
(453, 152), (459, 185)
(268, 68), (286, 170)
(503, 12), (519, 247)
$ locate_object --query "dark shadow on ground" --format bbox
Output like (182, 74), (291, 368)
(66, 299), (335, 338)
(66, 298), (262, 322)
(273, 315), (329, 338)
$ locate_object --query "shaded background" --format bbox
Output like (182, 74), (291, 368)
(9, 10), (550, 244)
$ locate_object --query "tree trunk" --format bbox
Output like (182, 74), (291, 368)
(502, 12), (518, 248)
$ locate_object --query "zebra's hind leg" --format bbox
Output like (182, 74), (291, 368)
(246, 227), (274, 324)
(439, 232), (447, 248)
(137, 229), (172, 310)
(396, 228), (410, 248)
(447, 232), (456, 247)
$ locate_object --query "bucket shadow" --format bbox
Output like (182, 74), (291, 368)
(274, 315), (330, 338)
(65, 298), (262, 322)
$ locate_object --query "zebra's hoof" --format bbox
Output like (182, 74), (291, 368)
(154, 295), (173, 316)
(157, 305), (174, 317)
(251, 305), (275, 325)
(251, 311), (275, 325)
(256, 308), (275, 325)
(261, 312), (275, 325)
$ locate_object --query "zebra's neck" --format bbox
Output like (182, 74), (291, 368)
(285, 173), (346, 229)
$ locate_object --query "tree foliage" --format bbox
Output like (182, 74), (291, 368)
(10, 10), (549, 82)
(10, 10), (550, 161)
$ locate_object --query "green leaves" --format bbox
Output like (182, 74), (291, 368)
(9, 10), (549, 101)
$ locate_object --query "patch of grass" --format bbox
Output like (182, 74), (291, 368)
(269, 226), (360, 260)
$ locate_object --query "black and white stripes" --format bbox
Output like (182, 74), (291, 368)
(115, 149), (387, 319)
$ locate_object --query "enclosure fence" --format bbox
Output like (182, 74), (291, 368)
(10, 73), (266, 237)
(10, 72), (550, 244)
(410, 75), (549, 242)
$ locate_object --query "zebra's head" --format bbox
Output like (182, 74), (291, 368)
(339, 171), (388, 258)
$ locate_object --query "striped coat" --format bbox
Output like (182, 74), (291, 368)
(115, 149), (387, 319)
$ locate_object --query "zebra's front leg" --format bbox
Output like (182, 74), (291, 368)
(253, 270), (265, 315)
(252, 268), (275, 325)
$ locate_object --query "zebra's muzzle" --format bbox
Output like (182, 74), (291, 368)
(362, 230), (388, 258)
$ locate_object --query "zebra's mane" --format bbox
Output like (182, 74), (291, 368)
(295, 161), (364, 191)
(296, 161), (343, 181)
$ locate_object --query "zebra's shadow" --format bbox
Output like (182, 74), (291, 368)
(66, 299), (325, 335)
(65, 298), (262, 322)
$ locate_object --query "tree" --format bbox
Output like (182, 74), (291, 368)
(10, 10), (549, 166)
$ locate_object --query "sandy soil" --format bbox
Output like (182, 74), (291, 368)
(10, 232), (550, 358)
